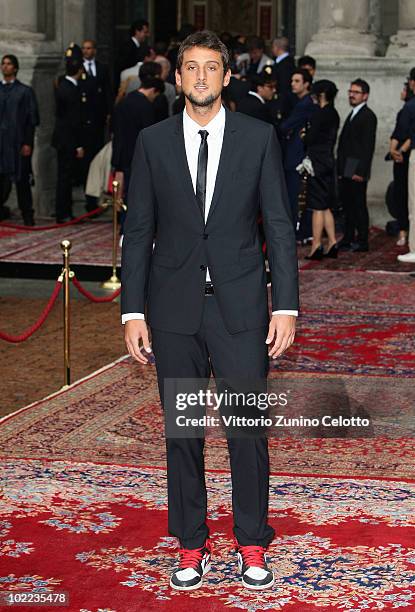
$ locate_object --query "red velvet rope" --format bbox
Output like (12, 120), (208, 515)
(71, 275), (121, 302)
(0, 207), (104, 232)
(0, 280), (62, 343)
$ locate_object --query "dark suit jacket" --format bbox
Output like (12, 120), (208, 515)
(337, 105), (377, 179)
(118, 39), (148, 72)
(51, 78), (82, 152)
(272, 55), (295, 97)
(121, 109), (299, 335)
(236, 93), (272, 124)
(279, 94), (317, 170)
(80, 60), (112, 127)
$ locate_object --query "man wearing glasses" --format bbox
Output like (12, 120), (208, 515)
(337, 79), (377, 252)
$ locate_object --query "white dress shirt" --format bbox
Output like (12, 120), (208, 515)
(350, 102), (366, 121)
(65, 76), (77, 87)
(248, 91), (265, 104)
(83, 58), (96, 77)
(122, 105), (297, 323)
(275, 52), (289, 64)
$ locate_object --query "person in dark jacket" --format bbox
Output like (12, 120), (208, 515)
(302, 80), (340, 260)
(112, 69), (164, 216)
(389, 81), (412, 247)
(236, 72), (275, 123)
(0, 54), (39, 225)
(337, 78), (377, 252)
(52, 46), (84, 223)
(118, 19), (150, 72)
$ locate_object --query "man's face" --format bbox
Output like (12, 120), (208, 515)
(136, 25), (150, 43)
(249, 47), (263, 64)
(176, 46), (231, 108)
(258, 81), (276, 101)
(1, 58), (16, 78)
(82, 42), (96, 60)
(271, 42), (281, 57)
(291, 73), (308, 97)
(301, 63), (315, 78)
(348, 84), (368, 107)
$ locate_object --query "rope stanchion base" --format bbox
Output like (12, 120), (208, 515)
(0, 279), (62, 343)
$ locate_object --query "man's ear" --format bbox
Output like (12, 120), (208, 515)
(223, 68), (231, 88)
(175, 69), (182, 88)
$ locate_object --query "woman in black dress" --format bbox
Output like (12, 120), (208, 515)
(302, 80), (340, 259)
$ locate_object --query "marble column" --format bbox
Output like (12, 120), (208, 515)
(387, 0), (415, 57)
(305, 0), (378, 57)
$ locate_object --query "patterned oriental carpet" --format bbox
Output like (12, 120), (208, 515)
(0, 221), (119, 267)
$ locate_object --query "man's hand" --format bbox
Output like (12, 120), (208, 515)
(21, 145), (32, 157)
(125, 319), (152, 364)
(351, 174), (364, 183)
(266, 314), (296, 359)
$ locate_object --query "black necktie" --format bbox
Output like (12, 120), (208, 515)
(196, 130), (208, 220)
(87, 61), (93, 76)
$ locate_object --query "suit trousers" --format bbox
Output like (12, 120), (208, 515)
(407, 150), (415, 253)
(151, 294), (275, 549)
(339, 177), (369, 245)
(55, 149), (76, 220)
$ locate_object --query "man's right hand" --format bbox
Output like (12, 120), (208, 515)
(125, 319), (152, 364)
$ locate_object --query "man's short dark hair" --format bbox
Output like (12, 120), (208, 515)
(409, 67), (415, 82)
(139, 61), (162, 80)
(298, 55), (316, 70)
(140, 76), (165, 94)
(351, 78), (370, 95)
(247, 36), (265, 52)
(176, 30), (230, 74)
(130, 19), (149, 37)
(293, 68), (313, 88)
(2, 54), (19, 73)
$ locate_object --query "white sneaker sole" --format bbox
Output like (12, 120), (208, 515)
(169, 562), (211, 591)
(242, 575), (275, 590)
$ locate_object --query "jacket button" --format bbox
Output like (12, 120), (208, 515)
(203, 233), (208, 239)
(200, 265), (206, 271)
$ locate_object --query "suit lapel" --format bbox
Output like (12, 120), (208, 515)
(206, 108), (237, 223)
(171, 113), (204, 222)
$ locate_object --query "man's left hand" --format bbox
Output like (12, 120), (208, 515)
(21, 145), (32, 157)
(266, 314), (296, 359)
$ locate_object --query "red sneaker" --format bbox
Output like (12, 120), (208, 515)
(236, 543), (274, 590)
(170, 538), (211, 590)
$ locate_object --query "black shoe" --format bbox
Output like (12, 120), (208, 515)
(305, 245), (324, 260)
(236, 544), (274, 590)
(337, 239), (352, 251)
(23, 214), (35, 227)
(324, 244), (338, 258)
(351, 242), (369, 252)
(170, 538), (211, 591)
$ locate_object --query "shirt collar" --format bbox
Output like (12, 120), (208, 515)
(131, 37), (140, 48)
(351, 101), (366, 116)
(1, 79), (15, 85)
(183, 104), (226, 139)
(84, 58), (95, 65)
(276, 52), (289, 64)
(248, 91), (265, 104)
(65, 75), (77, 86)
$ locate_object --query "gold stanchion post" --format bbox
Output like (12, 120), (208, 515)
(101, 179), (122, 290)
(60, 239), (73, 389)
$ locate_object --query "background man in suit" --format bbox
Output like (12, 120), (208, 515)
(122, 30), (298, 592)
(279, 68), (317, 234)
(271, 37), (295, 97)
(337, 78), (377, 252)
(118, 19), (150, 73)
(236, 72), (275, 123)
(0, 54), (39, 225)
(80, 39), (112, 211)
(52, 46), (84, 223)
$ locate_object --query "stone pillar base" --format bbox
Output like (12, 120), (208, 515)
(387, 31), (415, 57)
(305, 28), (378, 57)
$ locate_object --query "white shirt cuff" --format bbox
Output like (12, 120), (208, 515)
(272, 310), (298, 317)
(122, 312), (145, 324)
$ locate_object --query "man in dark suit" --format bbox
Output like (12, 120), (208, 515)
(80, 39), (112, 211)
(279, 68), (317, 231)
(122, 31), (298, 592)
(337, 78), (377, 251)
(236, 72), (275, 123)
(52, 47), (84, 223)
(118, 19), (150, 72)
(271, 37), (295, 97)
